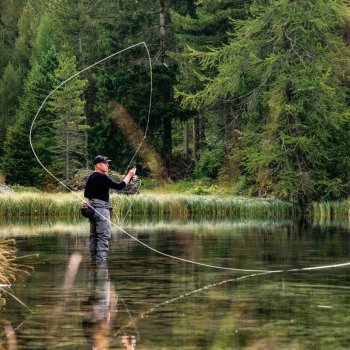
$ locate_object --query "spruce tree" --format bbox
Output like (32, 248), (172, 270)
(0, 0), (26, 78)
(2, 47), (59, 186)
(0, 0), (45, 154)
(90, 0), (190, 171)
(48, 54), (88, 182)
(178, 0), (350, 202)
(172, 0), (252, 170)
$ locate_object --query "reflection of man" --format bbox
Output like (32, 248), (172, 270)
(120, 335), (136, 350)
(81, 263), (138, 350)
(84, 155), (136, 262)
(81, 263), (117, 349)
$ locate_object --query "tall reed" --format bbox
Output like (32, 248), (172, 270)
(111, 194), (299, 219)
(0, 192), (81, 218)
(312, 199), (350, 221)
(0, 239), (17, 288)
(0, 192), (299, 219)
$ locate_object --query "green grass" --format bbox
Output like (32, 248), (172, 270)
(0, 239), (17, 287)
(142, 178), (227, 195)
(311, 199), (350, 220)
(0, 192), (80, 218)
(6, 189), (350, 221)
(0, 191), (299, 219)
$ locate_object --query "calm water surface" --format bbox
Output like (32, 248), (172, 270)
(2, 218), (350, 349)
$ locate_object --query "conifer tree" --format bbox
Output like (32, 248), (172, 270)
(41, 0), (100, 68)
(48, 54), (88, 182)
(90, 0), (190, 171)
(0, 64), (22, 151)
(172, 0), (252, 172)
(0, 0), (45, 154)
(178, 0), (350, 202)
(2, 47), (59, 186)
(0, 0), (26, 78)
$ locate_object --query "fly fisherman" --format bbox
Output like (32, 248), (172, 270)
(84, 155), (137, 262)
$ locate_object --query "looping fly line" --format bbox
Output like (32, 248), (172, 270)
(30, 42), (350, 274)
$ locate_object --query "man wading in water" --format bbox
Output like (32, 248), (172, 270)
(84, 155), (137, 262)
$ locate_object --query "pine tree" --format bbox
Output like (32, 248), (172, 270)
(171, 0), (252, 170)
(0, 0), (26, 78)
(178, 0), (350, 202)
(36, 0), (101, 68)
(0, 64), (22, 151)
(2, 47), (59, 186)
(0, 0), (45, 154)
(89, 0), (190, 172)
(48, 54), (88, 182)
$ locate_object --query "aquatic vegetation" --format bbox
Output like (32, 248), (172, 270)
(0, 239), (17, 289)
(0, 192), (299, 219)
(0, 192), (80, 218)
(312, 199), (350, 221)
(113, 193), (300, 219)
(0, 239), (18, 336)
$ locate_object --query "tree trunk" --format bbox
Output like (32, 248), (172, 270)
(224, 103), (234, 156)
(159, 0), (166, 63)
(183, 120), (189, 155)
(193, 115), (200, 160)
(78, 35), (88, 168)
(159, 0), (172, 159)
(163, 117), (172, 159)
(199, 114), (206, 146)
(66, 128), (69, 182)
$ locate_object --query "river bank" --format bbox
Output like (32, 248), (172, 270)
(0, 191), (298, 219)
(0, 190), (349, 221)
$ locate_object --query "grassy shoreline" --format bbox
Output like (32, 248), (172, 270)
(0, 192), (299, 219)
(1, 190), (349, 220)
(311, 200), (350, 220)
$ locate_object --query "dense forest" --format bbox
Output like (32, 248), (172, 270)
(1, 0), (350, 204)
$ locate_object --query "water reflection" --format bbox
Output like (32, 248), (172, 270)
(82, 262), (137, 350)
(81, 262), (116, 349)
(2, 218), (350, 349)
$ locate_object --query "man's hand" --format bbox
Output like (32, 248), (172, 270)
(124, 167), (137, 185)
(128, 166), (136, 177)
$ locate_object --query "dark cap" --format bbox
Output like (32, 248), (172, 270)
(93, 155), (111, 165)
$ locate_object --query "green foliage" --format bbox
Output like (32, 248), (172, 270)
(194, 137), (225, 179)
(40, 0), (100, 65)
(10, 184), (41, 193)
(176, 0), (350, 203)
(0, 192), (298, 219)
(2, 0), (350, 205)
(139, 178), (159, 190)
(171, 0), (253, 186)
(172, 0), (252, 96)
(0, 1), (45, 154)
(0, 0), (26, 77)
(48, 53), (88, 181)
(90, 0), (187, 167)
(2, 47), (60, 186)
(0, 64), (23, 150)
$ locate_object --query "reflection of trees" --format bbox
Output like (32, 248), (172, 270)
(192, 219), (350, 272)
(3, 220), (350, 349)
(118, 269), (350, 349)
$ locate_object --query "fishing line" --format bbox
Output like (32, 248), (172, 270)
(29, 42), (350, 274)
(114, 271), (271, 339)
